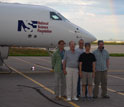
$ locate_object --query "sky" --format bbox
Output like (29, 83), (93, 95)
(0, 0), (124, 41)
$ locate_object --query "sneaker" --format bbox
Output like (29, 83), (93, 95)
(72, 97), (79, 101)
(61, 96), (67, 99)
(82, 97), (86, 101)
(102, 95), (110, 99)
(55, 96), (61, 100)
(67, 98), (71, 101)
(77, 95), (80, 98)
(87, 97), (94, 101)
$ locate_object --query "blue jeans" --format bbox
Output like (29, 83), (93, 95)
(77, 75), (80, 97)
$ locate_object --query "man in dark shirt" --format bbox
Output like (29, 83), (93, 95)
(79, 43), (96, 100)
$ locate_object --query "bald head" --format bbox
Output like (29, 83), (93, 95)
(78, 39), (84, 49)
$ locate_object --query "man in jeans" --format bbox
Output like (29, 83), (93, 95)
(76, 39), (85, 98)
(52, 40), (66, 100)
(63, 41), (80, 101)
(93, 40), (110, 99)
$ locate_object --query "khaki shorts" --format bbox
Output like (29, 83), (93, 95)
(82, 72), (93, 85)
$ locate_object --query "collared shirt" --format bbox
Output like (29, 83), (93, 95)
(60, 50), (64, 60)
(76, 48), (85, 55)
(59, 50), (65, 70)
(93, 49), (109, 71)
(64, 50), (80, 68)
(52, 49), (65, 72)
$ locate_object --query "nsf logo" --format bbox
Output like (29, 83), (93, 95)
(18, 20), (52, 33)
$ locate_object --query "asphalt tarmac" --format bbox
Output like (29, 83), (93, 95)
(0, 56), (124, 107)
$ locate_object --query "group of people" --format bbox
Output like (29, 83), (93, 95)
(52, 39), (110, 101)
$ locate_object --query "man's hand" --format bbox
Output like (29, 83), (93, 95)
(107, 66), (109, 70)
(80, 72), (83, 78)
(92, 72), (95, 78)
(63, 70), (67, 75)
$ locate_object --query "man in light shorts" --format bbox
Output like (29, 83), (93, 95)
(79, 43), (96, 100)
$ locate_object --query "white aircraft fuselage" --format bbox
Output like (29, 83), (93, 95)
(0, 3), (96, 59)
(0, 3), (96, 48)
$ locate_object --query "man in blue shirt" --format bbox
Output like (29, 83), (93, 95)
(93, 40), (110, 99)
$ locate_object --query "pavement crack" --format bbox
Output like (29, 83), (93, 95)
(17, 85), (70, 107)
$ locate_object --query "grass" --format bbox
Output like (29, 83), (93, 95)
(9, 47), (50, 56)
(110, 53), (124, 57)
(9, 47), (124, 57)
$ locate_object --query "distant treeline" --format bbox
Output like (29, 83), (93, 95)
(92, 41), (124, 45)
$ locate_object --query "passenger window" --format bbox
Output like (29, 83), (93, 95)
(50, 12), (62, 20)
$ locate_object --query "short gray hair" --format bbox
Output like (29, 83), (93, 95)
(69, 41), (76, 45)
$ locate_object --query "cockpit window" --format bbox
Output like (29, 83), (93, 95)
(50, 12), (62, 20)
(57, 13), (68, 21)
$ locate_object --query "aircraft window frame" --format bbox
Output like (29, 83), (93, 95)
(57, 13), (68, 21)
(50, 12), (62, 20)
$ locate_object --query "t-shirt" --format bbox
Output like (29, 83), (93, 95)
(79, 52), (96, 72)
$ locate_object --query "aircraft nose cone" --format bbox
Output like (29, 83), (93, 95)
(90, 34), (97, 42)
(79, 28), (97, 43)
(73, 25), (97, 43)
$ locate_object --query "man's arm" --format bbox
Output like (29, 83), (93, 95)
(79, 62), (82, 78)
(106, 59), (109, 69)
(93, 62), (96, 72)
(106, 51), (110, 70)
(63, 60), (67, 75)
(92, 62), (96, 78)
(63, 51), (67, 75)
(51, 53), (56, 69)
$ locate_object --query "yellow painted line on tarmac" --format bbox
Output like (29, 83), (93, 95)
(117, 92), (124, 96)
(101, 74), (124, 96)
(13, 57), (52, 71)
(9, 66), (54, 94)
(9, 66), (80, 107)
(107, 88), (124, 96)
(8, 57), (124, 98)
(108, 75), (124, 80)
(108, 70), (124, 72)
(98, 86), (124, 96)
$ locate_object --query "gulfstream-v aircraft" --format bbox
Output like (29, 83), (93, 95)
(0, 3), (96, 61)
